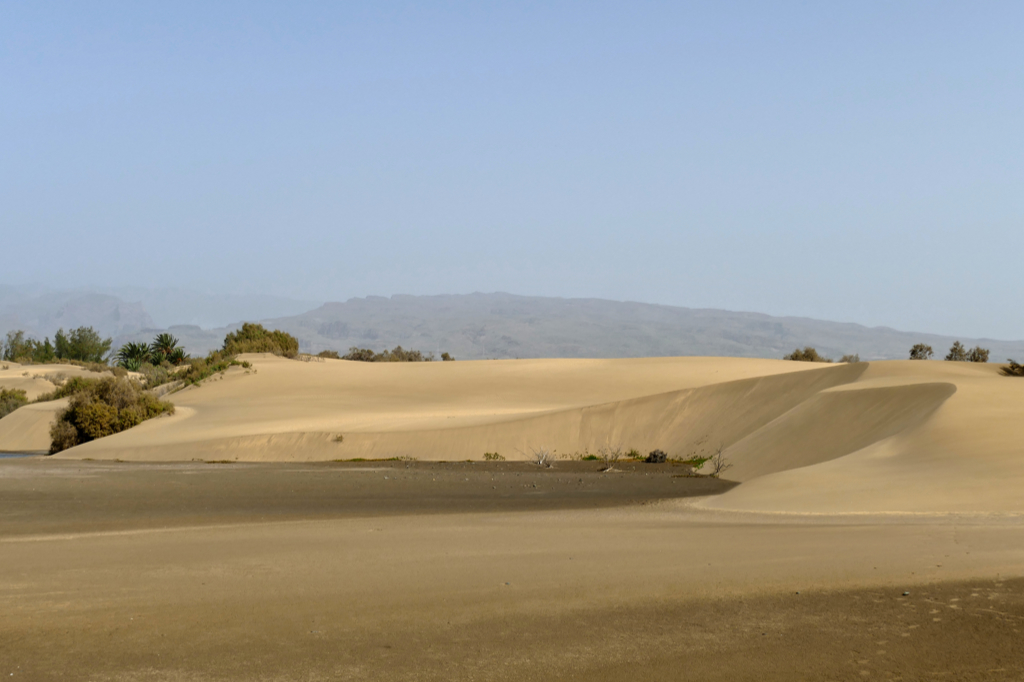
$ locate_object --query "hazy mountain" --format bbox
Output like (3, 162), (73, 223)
(6, 289), (1024, 363)
(257, 293), (1024, 362)
(0, 286), (153, 340)
(101, 287), (320, 329)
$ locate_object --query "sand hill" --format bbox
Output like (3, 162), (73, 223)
(0, 354), (1015, 513)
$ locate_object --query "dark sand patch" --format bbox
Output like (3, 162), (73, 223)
(0, 458), (731, 537)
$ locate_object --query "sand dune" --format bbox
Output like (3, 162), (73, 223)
(0, 353), (1015, 513)
(0, 361), (104, 400)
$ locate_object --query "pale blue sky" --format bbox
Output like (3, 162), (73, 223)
(2, 2), (1022, 338)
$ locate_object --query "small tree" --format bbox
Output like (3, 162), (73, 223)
(909, 344), (934, 360)
(838, 354), (860, 363)
(966, 346), (990, 363)
(945, 341), (968, 362)
(54, 327), (112, 363)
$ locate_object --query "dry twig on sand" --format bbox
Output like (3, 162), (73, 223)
(530, 447), (554, 467)
(598, 446), (623, 472)
(709, 444), (732, 478)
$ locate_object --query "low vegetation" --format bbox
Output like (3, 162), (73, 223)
(0, 388), (28, 420)
(909, 344), (934, 360)
(2, 326), (112, 364)
(945, 341), (989, 363)
(838, 354), (860, 363)
(49, 377), (174, 454)
(1002, 360), (1024, 377)
(223, 323), (299, 358)
(783, 347), (832, 363)
(338, 345), (454, 362)
(483, 452), (505, 461)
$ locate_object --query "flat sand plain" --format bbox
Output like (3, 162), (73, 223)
(2, 355), (1024, 679)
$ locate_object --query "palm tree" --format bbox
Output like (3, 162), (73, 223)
(167, 347), (189, 366)
(116, 342), (151, 371)
(150, 333), (181, 363)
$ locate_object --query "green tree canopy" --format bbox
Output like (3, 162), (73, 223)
(54, 327), (112, 363)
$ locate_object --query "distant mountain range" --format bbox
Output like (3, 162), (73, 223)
(3, 288), (1024, 363)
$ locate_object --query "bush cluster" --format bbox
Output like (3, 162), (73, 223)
(49, 377), (174, 454)
(2, 327), (112, 364)
(223, 323), (299, 358)
(783, 347), (832, 363)
(339, 345), (454, 362)
(0, 388), (28, 420)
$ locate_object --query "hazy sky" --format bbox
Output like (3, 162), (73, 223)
(3, 2), (1022, 338)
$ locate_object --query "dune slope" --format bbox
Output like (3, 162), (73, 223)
(33, 353), (1024, 513)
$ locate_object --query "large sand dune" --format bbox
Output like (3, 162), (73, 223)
(2, 353), (1020, 512)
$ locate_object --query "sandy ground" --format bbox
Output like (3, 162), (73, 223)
(2, 355), (1024, 678)
(2, 459), (1024, 681)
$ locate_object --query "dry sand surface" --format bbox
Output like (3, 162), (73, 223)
(2, 354), (1024, 679)
(3, 459), (1024, 681)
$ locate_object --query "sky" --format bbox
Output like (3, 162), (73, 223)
(2, 2), (1022, 339)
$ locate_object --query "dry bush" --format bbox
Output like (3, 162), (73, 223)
(598, 446), (622, 471)
(945, 341), (968, 361)
(530, 447), (554, 467)
(967, 346), (990, 363)
(1002, 360), (1024, 377)
(483, 452), (505, 461)
(839, 354), (860, 363)
(645, 449), (668, 464)
(783, 347), (832, 363)
(709, 444), (733, 478)
(49, 377), (174, 454)
(317, 350), (341, 359)
(909, 343), (934, 360)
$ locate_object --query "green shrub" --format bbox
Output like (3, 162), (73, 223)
(49, 377), (174, 454)
(342, 345), (452, 362)
(0, 388), (28, 420)
(317, 350), (341, 359)
(34, 376), (102, 402)
(909, 344), (934, 360)
(223, 323), (299, 358)
(483, 452), (505, 461)
(783, 347), (832, 363)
